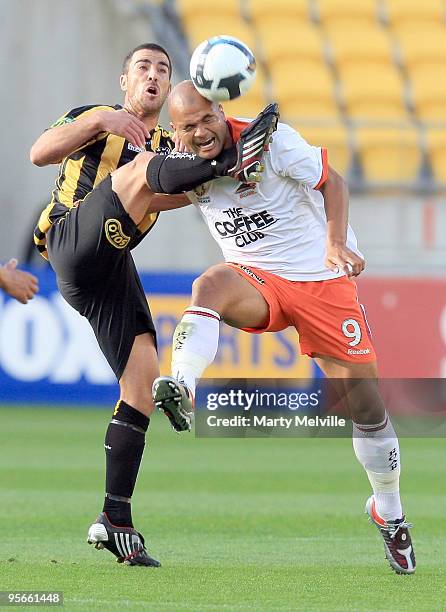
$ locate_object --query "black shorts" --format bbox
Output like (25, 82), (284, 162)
(47, 175), (157, 380)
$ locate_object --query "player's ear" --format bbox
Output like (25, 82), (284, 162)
(120, 73), (128, 92)
(218, 104), (226, 117)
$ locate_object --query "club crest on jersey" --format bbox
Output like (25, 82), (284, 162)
(235, 182), (257, 199)
(155, 145), (171, 155)
(104, 219), (130, 249)
(194, 183), (211, 203)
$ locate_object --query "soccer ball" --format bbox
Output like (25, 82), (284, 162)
(190, 35), (256, 102)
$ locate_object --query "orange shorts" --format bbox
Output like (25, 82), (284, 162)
(227, 263), (376, 363)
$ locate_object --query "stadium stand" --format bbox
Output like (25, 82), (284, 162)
(297, 121), (352, 177)
(394, 23), (446, 72)
(271, 60), (339, 121)
(172, 0), (446, 190)
(327, 24), (395, 70)
(354, 124), (422, 184)
(316, 0), (379, 29)
(339, 63), (408, 121)
(384, 0), (445, 30)
(183, 18), (255, 50)
(425, 128), (446, 184)
(256, 21), (325, 67)
(176, 0), (241, 21)
(410, 67), (446, 122)
(246, 0), (311, 25)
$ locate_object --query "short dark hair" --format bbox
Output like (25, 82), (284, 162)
(122, 43), (172, 78)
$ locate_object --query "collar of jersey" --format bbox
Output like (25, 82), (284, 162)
(226, 117), (249, 144)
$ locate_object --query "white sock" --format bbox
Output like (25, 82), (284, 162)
(353, 414), (403, 521)
(171, 306), (220, 396)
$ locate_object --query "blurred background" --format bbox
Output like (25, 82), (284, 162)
(1, 0), (445, 404)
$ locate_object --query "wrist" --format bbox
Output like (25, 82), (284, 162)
(327, 238), (346, 247)
(86, 110), (106, 135)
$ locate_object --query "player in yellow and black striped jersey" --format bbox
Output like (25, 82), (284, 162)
(33, 103), (174, 259)
(30, 43), (182, 568)
(30, 41), (249, 567)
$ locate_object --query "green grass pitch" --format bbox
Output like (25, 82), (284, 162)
(0, 406), (444, 611)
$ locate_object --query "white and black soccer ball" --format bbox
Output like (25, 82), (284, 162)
(190, 35), (256, 102)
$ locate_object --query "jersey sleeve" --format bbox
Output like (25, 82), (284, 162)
(49, 104), (116, 128)
(269, 122), (328, 190)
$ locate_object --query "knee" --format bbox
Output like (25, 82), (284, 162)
(191, 266), (234, 309)
(349, 382), (386, 424)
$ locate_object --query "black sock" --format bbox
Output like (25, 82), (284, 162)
(102, 400), (150, 527)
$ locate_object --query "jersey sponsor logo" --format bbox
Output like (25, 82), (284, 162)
(235, 182), (257, 199)
(239, 265), (265, 285)
(215, 208), (278, 248)
(104, 219), (130, 249)
(127, 142), (145, 153)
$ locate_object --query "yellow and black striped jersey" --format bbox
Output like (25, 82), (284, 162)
(34, 104), (174, 260)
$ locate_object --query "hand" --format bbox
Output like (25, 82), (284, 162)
(172, 129), (189, 153)
(97, 109), (149, 150)
(325, 243), (365, 278)
(0, 259), (39, 303)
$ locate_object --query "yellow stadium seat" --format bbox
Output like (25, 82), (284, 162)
(177, 0), (241, 21)
(222, 68), (267, 119)
(296, 121), (352, 176)
(355, 125), (421, 183)
(425, 128), (446, 184)
(271, 61), (339, 121)
(385, 0), (445, 29)
(339, 63), (407, 121)
(328, 25), (394, 70)
(317, 0), (378, 28)
(410, 66), (446, 121)
(184, 18), (255, 51)
(247, 0), (310, 25)
(396, 24), (446, 71)
(279, 98), (340, 122)
(257, 21), (325, 66)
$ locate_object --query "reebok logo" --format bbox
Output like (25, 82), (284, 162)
(347, 348), (371, 355)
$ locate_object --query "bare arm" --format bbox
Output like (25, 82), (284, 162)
(0, 259), (39, 304)
(149, 193), (192, 212)
(30, 109), (149, 167)
(320, 166), (365, 277)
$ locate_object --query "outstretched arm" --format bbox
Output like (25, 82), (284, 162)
(0, 259), (39, 304)
(149, 193), (192, 212)
(30, 109), (149, 166)
(320, 166), (365, 278)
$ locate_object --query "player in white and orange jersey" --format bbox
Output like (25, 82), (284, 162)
(153, 80), (416, 575)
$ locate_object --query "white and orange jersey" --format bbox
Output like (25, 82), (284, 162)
(187, 119), (362, 281)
